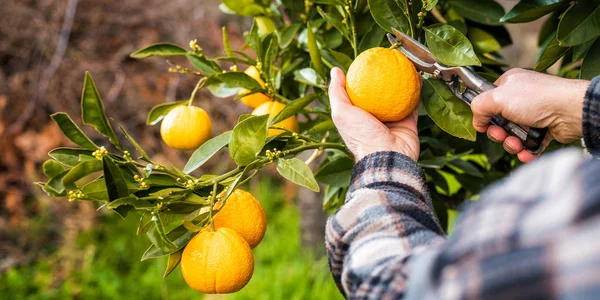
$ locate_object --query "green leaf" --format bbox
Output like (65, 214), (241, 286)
(307, 22), (326, 79)
(271, 95), (316, 124)
(573, 38), (595, 61)
(307, 120), (336, 134)
(422, 78), (476, 141)
(449, 0), (505, 26)
(81, 72), (121, 149)
(146, 100), (188, 126)
(62, 160), (103, 185)
(294, 68), (326, 87)
(145, 174), (179, 186)
(186, 54), (221, 75)
(581, 38), (600, 80)
(468, 27), (501, 53)
(557, 1), (600, 47)
(146, 215), (178, 253)
(449, 159), (483, 178)
(184, 131), (232, 174)
(278, 24), (302, 49)
(116, 122), (151, 162)
(538, 9), (561, 46)
(43, 160), (65, 179)
(317, 7), (350, 42)
(49, 148), (94, 167)
(222, 27), (233, 57)
(276, 158), (320, 192)
(262, 34), (280, 81)
(81, 177), (109, 200)
(229, 115), (269, 166)
(500, 0), (566, 23)
(205, 72), (263, 90)
(142, 225), (195, 260)
(137, 213), (153, 235)
(329, 50), (353, 72)
(314, 156), (354, 186)
(424, 0), (439, 11)
(163, 249), (183, 278)
(368, 0), (411, 34)
(50, 113), (98, 150)
(221, 0), (266, 16)
(103, 156), (131, 218)
(130, 43), (187, 58)
(38, 171), (70, 196)
(107, 196), (154, 209)
(535, 36), (570, 72)
(424, 24), (481, 67)
(359, 21), (386, 53)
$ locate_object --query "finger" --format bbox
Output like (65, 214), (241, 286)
(517, 150), (538, 163)
(471, 90), (502, 133)
(503, 136), (523, 154)
(328, 68), (351, 112)
(487, 125), (507, 143)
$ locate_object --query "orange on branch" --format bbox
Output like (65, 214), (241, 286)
(160, 105), (212, 150)
(213, 189), (266, 248)
(238, 66), (272, 108)
(252, 101), (298, 136)
(180, 227), (254, 294)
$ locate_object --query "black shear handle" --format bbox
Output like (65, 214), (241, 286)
(462, 88), (547, 155)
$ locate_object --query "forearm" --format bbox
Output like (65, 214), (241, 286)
(583, 76), (600, 154)
(325, 151), (445, 298)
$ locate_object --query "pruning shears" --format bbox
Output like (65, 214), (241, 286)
(387, 28), (547, 154)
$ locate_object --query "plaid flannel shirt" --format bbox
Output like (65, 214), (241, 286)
(326, 76), (600, 299)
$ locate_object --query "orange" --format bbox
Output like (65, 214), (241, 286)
(345, 47), (421, 122)
(213, 189), (266, 248)
(251, 101), (299, 136)
(238, 66), (272, 108)
(160, 105), (212, 150)
(181, 227), (254, 294)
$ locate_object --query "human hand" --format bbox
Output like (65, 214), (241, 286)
(328, 67), (420, 161)
(471, 68), (589, 163)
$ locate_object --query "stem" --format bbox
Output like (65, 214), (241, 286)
(345, 1), (359, 58)
(208, 166), (243, 184)
(188, 77), (207, 106)
(133, 162), (183, 179)
(209, 182), (218, 232)
(284, 142), (347, 156)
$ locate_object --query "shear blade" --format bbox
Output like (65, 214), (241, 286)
(387, 28), (438, 74)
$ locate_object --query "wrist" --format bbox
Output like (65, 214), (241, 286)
(551, 79), (589, 143)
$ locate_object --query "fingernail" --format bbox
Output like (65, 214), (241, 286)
(330, 68), (338, 81)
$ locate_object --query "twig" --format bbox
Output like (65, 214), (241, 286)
(2, 0), (78, 138)
(431, 7), (447, 24)
(305, 132), (329, 165)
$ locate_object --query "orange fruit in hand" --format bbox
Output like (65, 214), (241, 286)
(181, 227), (254, 294)
(345, 47), (421, 122)
(213, 189), (266, 248)
(251, 101), (299, 136)
(238, 66), (272, 108)
(160, 105), (212, 150)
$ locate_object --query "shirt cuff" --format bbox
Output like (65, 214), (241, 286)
(348, 151), (427, 196)
(582, 76), (600, 153)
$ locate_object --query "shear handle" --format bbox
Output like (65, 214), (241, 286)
(462, 89), (547, 154)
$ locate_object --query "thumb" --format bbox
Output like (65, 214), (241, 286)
(328, 67), (352, 114)
(471, 90), (503, 132)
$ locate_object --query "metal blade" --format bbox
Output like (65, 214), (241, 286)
(387, 28), (438, 74)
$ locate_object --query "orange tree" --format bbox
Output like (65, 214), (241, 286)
(38, 0), (600, 285)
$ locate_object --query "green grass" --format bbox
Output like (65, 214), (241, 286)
(0, 179), (343, 299)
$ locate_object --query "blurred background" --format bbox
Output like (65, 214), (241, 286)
(0, 0), (543, 299)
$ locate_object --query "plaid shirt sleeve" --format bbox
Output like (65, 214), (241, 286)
(326, 76), (600, 299)
(325, 151), (446, 299)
